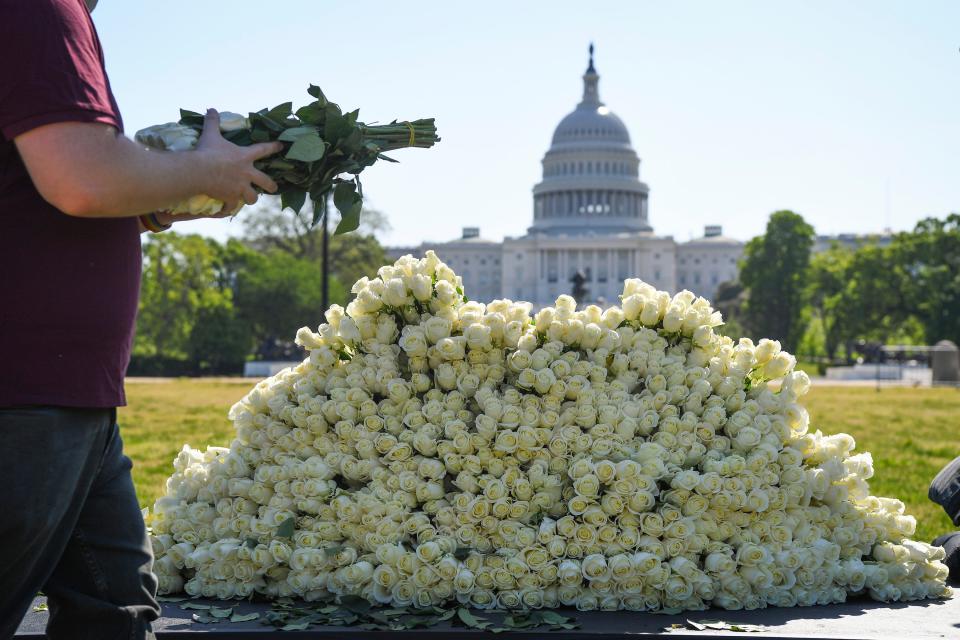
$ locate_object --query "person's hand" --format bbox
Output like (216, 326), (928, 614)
(194, 108), (282, 211)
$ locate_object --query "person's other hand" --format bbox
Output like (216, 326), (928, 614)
(194, 108), (282, 208)
(155, 206), (238, 227)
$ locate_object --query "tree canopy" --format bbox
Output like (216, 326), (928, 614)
(738, 210), (815, 351)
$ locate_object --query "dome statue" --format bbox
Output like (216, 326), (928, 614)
(531, 44), (651, 236)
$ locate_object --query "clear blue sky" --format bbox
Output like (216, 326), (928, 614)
(92, 0), (959, 246)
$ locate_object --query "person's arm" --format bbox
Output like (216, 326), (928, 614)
(14, 109), (282, 218)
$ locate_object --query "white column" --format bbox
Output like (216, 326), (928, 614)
(558, 250), (566, 296)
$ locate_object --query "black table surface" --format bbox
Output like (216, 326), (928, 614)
(16, 592), (959, 639)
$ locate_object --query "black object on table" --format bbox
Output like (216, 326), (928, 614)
(15, 592), (959, 639)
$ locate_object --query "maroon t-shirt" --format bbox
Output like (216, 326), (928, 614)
(0, 0), (141, 408)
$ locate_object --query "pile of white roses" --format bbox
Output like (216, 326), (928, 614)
(149, 251), (951, 611)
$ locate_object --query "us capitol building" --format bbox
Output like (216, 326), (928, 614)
(390, 47), (743, 307)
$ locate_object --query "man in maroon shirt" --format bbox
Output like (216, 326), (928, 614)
(0, 0), (282, 637)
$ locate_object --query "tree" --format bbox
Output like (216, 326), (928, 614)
(227, 246), (346, 359)
(242, 196), (390, 288)
(894, 214), (960, 345)
(712, 280), (746, 339)
(806, 246), (852, 359)
(136, 233), (232, 360)
(739, 210), (815, 351)
(187, 299), (251, 373)
(830, 244), (915, 351)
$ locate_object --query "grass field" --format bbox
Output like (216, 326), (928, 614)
(119, 380), (959, 543)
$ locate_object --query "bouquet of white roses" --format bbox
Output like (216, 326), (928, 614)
(148, 252), (950, 612)
(135, 85), (438, 233)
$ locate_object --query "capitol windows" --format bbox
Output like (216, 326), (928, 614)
(616, 249), (630, 280)
(679, 274), (687, 286)
(711, 274), (718, 285)
(546, 250), (559, 283)
(654, 269), (661, 280)
(568, 250), (580, 278)
(694, 273), (701, 285)
(597, 250), (609, 282)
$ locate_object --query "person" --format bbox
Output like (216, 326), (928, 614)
(0, 0), (282, 637)
(930, 456), (960, 581)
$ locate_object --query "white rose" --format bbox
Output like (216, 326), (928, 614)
(581, 554), (609, 581)
(218, 111), (250, 131)
(754, 338), (781, 366)
(763, 351), (796, 379)
(409, 274), (433, 301)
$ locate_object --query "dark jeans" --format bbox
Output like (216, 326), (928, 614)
(0, 407), (159, 639)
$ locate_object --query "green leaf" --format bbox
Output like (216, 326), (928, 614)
(180, 602), (211, 610)
(296, 103), (326, 126)
(230, 612), (261, 623)
(323, 544), (344, 557)
(281, 622), (311, 631)
(540, 611), (573, 625)
(324, 108), (353, 143)
(244, 537), (258, 550)
(266, 102), (293, 122)
(192, 613), (216, 624)
(281, 190), (307, 215)
(333, 182), (362, 234)
(285, 132), (326, 163)
(223, 129), (252, 145)
(307, 84), (327, 102)
(179, 109), (204, 127)
(456, 608), (489, 629)
(250, 127), (272, 142)
(209, 607), (233, 619)
(278, 125), (319, 142)
(156, 596), (187, 603)
(650, 607), (684, 615)
(276, 516), (295, 538)
(338, 595), (371, 613)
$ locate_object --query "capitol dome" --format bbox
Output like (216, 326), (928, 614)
(531, 45), (651, 235)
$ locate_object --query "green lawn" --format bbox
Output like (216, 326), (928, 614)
(120, 381), (959, 543)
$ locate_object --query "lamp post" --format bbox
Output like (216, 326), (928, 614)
(321, 200), (329, 312)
